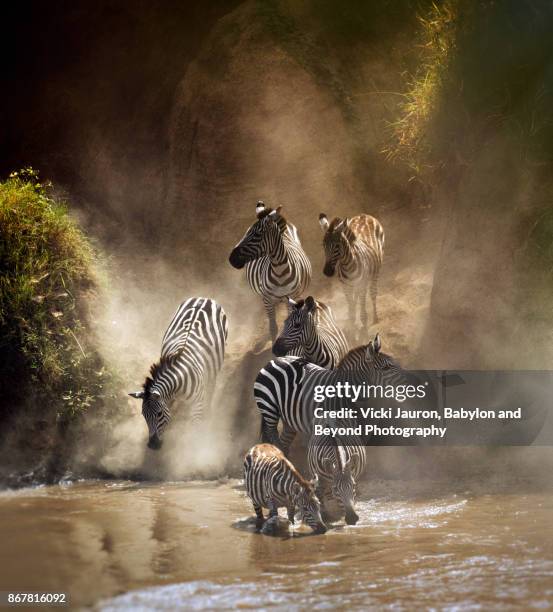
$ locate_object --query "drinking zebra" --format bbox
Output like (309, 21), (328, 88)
(229, 202), (311, 341)
(244, 443), (327, 534)
(254, 334), (404, 454)
(272, 296), (349, 368)
(307, 436), (366, 525)
(128, 297), (228, 449)
(319, 212), (384, 331)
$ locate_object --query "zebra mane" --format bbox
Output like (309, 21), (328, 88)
(328, 217), (356, 243)
(337, 343), (399, 370)
(336, 344), (366, 367)
(336, 445), (348, 472)
(282, 454), (314, 491)
(143, 353), (181, 393)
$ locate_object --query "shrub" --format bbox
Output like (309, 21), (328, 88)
(0, 169), (110, 425)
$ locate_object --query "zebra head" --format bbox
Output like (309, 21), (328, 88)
(319, 213), (354, 277)
(293, 475), (327, 534)
(365, 333), (396, 369)
(128, 375), (170, 450)
(229, 201), (287, 269)
(272, 296), (318, 356)
(324, 453), (359, 525)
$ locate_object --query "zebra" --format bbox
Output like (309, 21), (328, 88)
(254, 333), (405, 454)
(128, 297), (228, 449)
(229, 201), (311, 342)
(307, 436), (366, 525)
(272, 295), (349, 368)
(244, 443), (327, 534)
(319, 212), (384, 332)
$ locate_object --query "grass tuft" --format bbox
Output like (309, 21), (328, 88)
(383, 1), (457, 173)
(0, 169), (112, 424)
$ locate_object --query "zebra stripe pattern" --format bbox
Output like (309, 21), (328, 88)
(244, 443), (326, 533)
(319, 213), (384, 329)
(272, 296), (349, 368)
(128, 297), (228, 449)
(229, 202), (312, 340)
(307, 437), (366, 525)
(254, 334), (405, 454)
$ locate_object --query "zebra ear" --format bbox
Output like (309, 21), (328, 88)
(128, 391), (144, 399)
(366, 341), (375, 359)
(373, 333), (382, 353)
(150, 389), (161, 398)
(319, 213), (329, 230)
(256, 201), (265, 216)
(305, 296), (317, 312)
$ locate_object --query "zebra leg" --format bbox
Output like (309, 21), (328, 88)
(190, 395), (206, 424)
(260, 415), (281, 447)
(318, 483), (333, 522)
(359, 286), (369, 335)
(287, 504), (296, 524)
(344, 286), (357, 342)
(268, 499), (279, 518)
(263, 296), (278, 342)
(279, 424), (296, 456)
(370, 273), (379, 324)
(254, 505), (265, 530)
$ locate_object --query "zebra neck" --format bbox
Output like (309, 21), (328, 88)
(152, 363), (190, 399)
(308, 328), (339, 364)
(269, 231), (299, 270)
(339, 241), (366, 278)
(336, 445), (348, 471)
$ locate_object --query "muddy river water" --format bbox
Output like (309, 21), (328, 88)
(0, 480), (552, 610)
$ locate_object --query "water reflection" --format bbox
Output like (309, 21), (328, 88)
(0, 481), (551, 609)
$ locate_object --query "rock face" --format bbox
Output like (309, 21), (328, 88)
(164, 1), (364, 269)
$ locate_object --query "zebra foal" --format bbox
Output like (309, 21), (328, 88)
(319, 213), (384, 333)
(229, 202), (311, 341)
(128, 297), (228, 449)
(272, 295), (349, 368)
(244, 443), (327, 533)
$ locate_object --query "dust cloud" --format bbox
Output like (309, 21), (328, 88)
(5, 0), (552, 487)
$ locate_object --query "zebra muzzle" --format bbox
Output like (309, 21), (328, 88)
(272, 338), (289, 356)
(323, 263), (335, 277)
(229, 248), (246, 269)
(147, 434), (163, 450)
(345, 510), (359, 525)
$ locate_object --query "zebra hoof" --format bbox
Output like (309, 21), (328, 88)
(255, 518), (265, 531)
(261, 516), (291, 536)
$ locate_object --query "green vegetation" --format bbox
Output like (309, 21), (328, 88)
(0, 169), (111, 425)
(385, 1), (457, 174)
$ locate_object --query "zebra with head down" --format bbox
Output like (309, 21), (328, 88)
(307, 436), (366, 526)
(229, 202), (311, 342)
(128, 297), (228, 449)
(272, 296), (349, 368)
